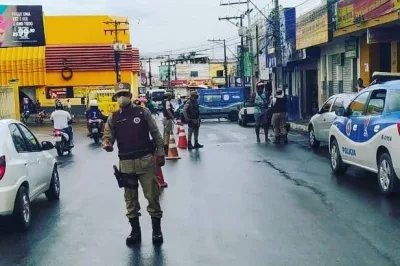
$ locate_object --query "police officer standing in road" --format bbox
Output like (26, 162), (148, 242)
(162, 92), (175, 154)
(102, 82), (165, 246)
(183, 91), (204, 150)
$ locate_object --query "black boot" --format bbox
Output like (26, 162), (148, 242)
(273, 136), (281, 144)
(188, 141), (195, 150)
(126, 217), (141, 246)
(194, 141), (204, 149)
(151, 217), (164, 245)
(282, 134), (288, 144)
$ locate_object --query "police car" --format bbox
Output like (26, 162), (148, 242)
(329, 72), (400, 196)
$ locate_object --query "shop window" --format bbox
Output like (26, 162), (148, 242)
(216, 70), (224, 77)
(190, 71), (198, 78)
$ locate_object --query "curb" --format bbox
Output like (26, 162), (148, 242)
(289, 122), (308, 132)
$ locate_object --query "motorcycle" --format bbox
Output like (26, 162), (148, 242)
(88, 119), (103, 144)
(54, 129), (72, 156)
(21, 110), (30, 124)
(35, 110), (46, 124)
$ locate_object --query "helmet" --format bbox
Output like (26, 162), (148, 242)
(89, 99), (99, 107)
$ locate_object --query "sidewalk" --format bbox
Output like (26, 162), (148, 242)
(288, 119), (308, 133)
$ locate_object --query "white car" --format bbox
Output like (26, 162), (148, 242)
(238, 100), (255, 127)
(329, 72), (400, 196)
(0, 119), (60, 231)
(308, 93), (356, 149)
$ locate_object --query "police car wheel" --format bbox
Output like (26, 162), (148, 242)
(378, 153), (398, 196)
(330, 139), (347, 174)
(308, 126), (320, 149)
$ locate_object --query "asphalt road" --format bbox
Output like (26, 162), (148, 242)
(1, 119), (400, 266)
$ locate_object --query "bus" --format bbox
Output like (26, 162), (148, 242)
(148, 89), (166, 110)
(175, 87), (246, 122)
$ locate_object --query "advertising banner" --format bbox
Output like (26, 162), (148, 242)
(281, 8), (296, 66)
(296, 5), (329, 50)
(0, 5), (45, 47)
(337, 0), (400, 29)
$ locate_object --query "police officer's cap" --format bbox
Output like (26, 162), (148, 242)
(190, 90), (198, 96)
(165, 91), (172, 96)
(114, 82), (131, 95)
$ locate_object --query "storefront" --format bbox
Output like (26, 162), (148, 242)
(295, 4), (329, 117)
(334, 0), (400, 85)
(38, 15), (140, 112)
(0, 5), (46, 117)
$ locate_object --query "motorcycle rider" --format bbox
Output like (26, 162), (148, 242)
(86, 99), (104, 135)
(50, 101), (74, 147)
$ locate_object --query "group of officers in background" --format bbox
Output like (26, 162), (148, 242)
(251, 81), (289, 145)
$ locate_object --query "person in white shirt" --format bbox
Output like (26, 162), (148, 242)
(50, 101), (74, 147)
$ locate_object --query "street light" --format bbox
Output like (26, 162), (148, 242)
(112, 43), (128, 83)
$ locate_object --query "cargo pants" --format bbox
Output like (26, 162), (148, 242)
(119, 154), (163, 219)
(162, 118), (174, 146)
(272, 112), (288, 138)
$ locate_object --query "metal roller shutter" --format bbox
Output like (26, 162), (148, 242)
(342, 58), (353, 93)
(332, 55), (339, 95)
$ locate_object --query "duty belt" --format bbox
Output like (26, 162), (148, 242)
(118, 148), (155, 160)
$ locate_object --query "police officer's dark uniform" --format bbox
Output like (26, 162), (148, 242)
(102, 82), (166, 246)
(183, 91), (203, 150)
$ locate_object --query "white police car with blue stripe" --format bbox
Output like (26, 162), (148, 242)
(329, 72), (400, 196)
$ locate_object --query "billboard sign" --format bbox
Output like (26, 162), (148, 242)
(296, 5), (329, 50)
(0, 5), (45, 47)
(337, 0), (399, 29)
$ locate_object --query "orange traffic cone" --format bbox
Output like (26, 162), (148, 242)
(178, 126), (188, 149)
(176, 124), (181, 134)
(166, 135), (181, 160)
(156, 167), (168, 188)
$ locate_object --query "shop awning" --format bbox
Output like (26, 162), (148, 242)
(0, 46), (46, 86)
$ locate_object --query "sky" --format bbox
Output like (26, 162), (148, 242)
(8, 0), (320, 59)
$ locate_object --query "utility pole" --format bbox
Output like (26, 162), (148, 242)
(167, 55), (171, 90)
(208, 39), (229, 86)
(218, 15), (245, 87)
(147, 58), (152, 87)
(273, 0), (281, 90)
(220, 1), (254, 92)
(103, 20), (129, 83)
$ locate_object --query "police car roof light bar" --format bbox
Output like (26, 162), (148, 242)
(371, 72), (400, 85)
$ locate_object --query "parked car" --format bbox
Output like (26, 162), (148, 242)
(0, 119), (60, 231)
(329, 72), (400, 196)
(238, 100), (255, 126)
(308, 93), (356, 149)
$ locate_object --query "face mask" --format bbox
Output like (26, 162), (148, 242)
(117, 96), (131, 107)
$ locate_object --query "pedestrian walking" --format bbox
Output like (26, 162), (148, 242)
(102, 82), (165, 246)
(183, 91), (203, 150)
(162, 92), (175, 154)
(271, 86), (288, 144)
(254, 82), (269, 142)
(67, 99), (72, 114)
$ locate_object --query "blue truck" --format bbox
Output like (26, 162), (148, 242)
(174, 87), (246, 122)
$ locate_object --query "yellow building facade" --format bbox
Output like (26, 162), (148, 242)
(0, 14), (140, 119)
(209, 62), (233, 86)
